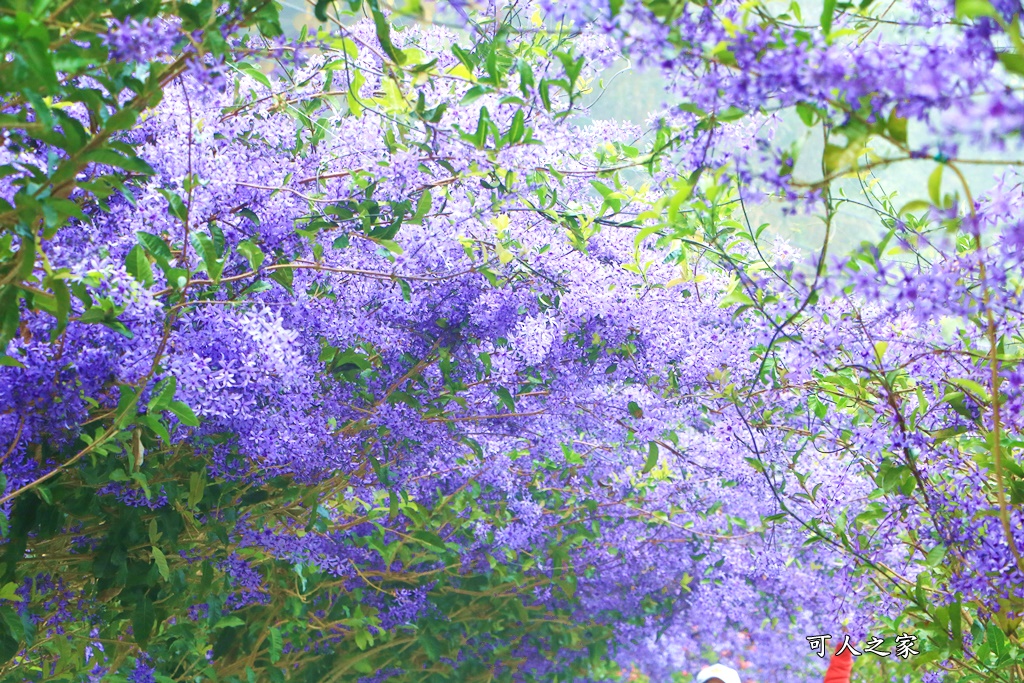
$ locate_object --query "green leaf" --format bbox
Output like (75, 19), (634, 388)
(389, 490), (400, 521)
(468, 106), (492, 149)
(35, 486), (52, 504)
(18, 39), (57, 89)
(986, 622), (1006, 658)
(556, 51), (584, 87)
(148, 377), (177, 412)
(160, 190), (189, 223)
(142, 419), (169, 450)
(188, 469), (206, 508)
(269, 626), (283, 663)
(924, 544), (946, 568)
(537, 79), (553, 111)
(152, 547), (170, 581)
(0, 628), (17, 664)
(237, 240), (265, 270)
(822, 143), (847, 175)
(627, 401), (643, 419)
(411, 530), (446, 550)
(353, 626), (374, 650)
(105, 108), (140, 132)
(49, 278), (70, 335)
(270, 267), (294, 294)
(898, 199), (931, 216)
(0, 289), (21, 349)
(948, 377), (991, 401)
(452, 44), (476, 73)
(887, 108), (908, 144)
(795, 102), (819, 126)
(125, 245), (153, 287)
(190, 231), (224, 283)
(208, 222), (226, 257)
(642, 442), (659, 474)
(346, 70), (366, 118)
(314, 0), (334, 21)
(169, 400), (199, 427)
(633, 224), (662, 250)
(715, 106), (746, 123)
(0, 605), (21, 642)
(942, 392), (977, 421)
(138, 232), (172, 262)
(418, 631), (442, 662)
(494, 386), (516, 411)
(507, 109), (525, 145)
(518, 60), (534, 96)
(214, 616), (246, 629)
(236, 62), (273, 89)
(133, 597), (156, 645)
(955, 0), (998, 19)
(87, 149), (154, 175)
(950, 601), (962, 652)
(495, 243), (514, 265)
(411, 190), (432, 224)
(821, 0), (836, 36)
(998, 51), (1024, 77)
(368, 0), (406, 64)
(928, 164), (944, 205)
(376, 239), (403, 255)
(131, 471), (152, 499)
(461, 85), (491, 105)
(114, 386), (141, 428)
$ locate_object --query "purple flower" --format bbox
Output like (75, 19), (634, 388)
(129, 658), (156, 683)
(103, 17), (177, 62)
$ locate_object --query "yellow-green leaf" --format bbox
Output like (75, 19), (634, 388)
(152, 546), (170, 581)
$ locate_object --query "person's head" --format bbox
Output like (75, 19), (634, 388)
(695, 663), (741, 683)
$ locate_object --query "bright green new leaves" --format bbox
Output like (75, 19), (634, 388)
(820, 0), (837, 37)
(190, 225), (227, 284)
(955, 0), (1001, 19)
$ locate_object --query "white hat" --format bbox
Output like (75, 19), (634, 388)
(695, 664), (741, 683)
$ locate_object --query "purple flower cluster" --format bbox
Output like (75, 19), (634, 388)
(102, 17), (178, 62)
(4, 2), (1024, 680)
(219, 553), (270, 609)
(128, 657), (157, 683)
(377, 584), (435, 631)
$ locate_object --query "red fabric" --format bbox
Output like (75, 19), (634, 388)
(823, 647), (853, 683)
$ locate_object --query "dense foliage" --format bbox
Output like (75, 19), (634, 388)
(0, 0), (1022, 682)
